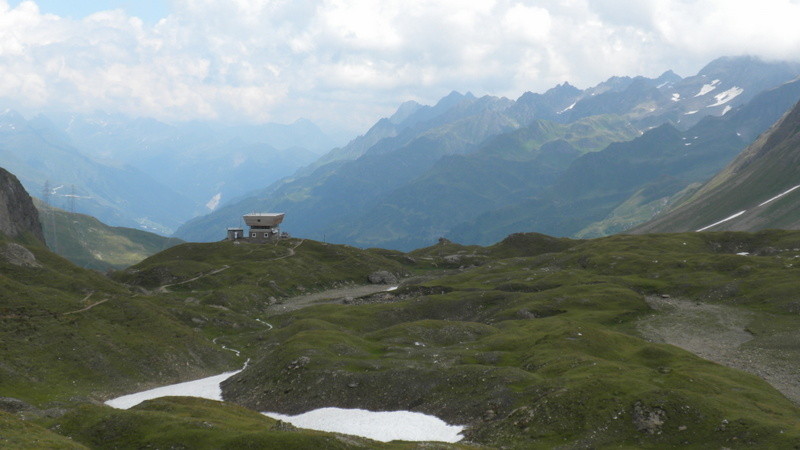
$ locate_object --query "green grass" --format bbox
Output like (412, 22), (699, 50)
(51, 397), (402, 449)
(7, 229), (800, 447)
(37, 201), (183, 271)
(0, 412), (86, 449)
(214, 230), (800, 447)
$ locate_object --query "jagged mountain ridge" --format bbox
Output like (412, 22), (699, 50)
(176, 56), (800, 249)
(448, 77), (800, 244)
(634, 95), (800, 233)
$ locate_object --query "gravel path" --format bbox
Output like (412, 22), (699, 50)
(266, 284), (397, 314)
(637, 296), (800, 404)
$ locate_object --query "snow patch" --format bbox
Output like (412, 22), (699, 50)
(684, 110), (698, 115)
(758, 184), (800, 207)
(557, 102), (576, 114)
(722, 105), (732, 115)
(694, 79), (720, 97)
(262, 408), (464, 443)
(671, 93), (680, 102)
(696, 210), (746, 232)
(105, 368), (243, 409)
(737, 252), (750, 256)
(206, 193), (222, 211)
(707, 86), (743, 107)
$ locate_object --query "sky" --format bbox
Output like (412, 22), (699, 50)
(2, 0), (800, 136)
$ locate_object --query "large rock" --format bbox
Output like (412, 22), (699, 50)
(368, 270), (398, 285)
(0, 396), (34, 413)
(1, 242), (41, 267)
(0, 167), (44, 244)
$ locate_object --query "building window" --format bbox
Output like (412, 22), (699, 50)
(251, 233), (256, 237)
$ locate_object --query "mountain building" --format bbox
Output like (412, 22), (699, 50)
(226, 212), (285, 242)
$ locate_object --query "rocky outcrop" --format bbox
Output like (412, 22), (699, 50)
(367, 270), (398, 284)
(0, 167), (44, 244)
(1, 242), (41, 267)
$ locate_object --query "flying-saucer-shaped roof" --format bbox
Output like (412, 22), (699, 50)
(243, 213), (285, 227)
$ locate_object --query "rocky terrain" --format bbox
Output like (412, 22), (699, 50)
(0, 167), (44, 244)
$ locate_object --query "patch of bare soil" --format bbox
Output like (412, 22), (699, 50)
(266, 284), (397, 314)
(637, 296), (800, 405)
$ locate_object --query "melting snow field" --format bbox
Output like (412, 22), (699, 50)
(263, 408), (464, 443)
(105, 369), (242, 409)
(758, 184), (800, 207)
(694, 79), (720, 97)
(558, 102), (577, 114)
(696, 210), (746, 232)
(104, 353), (464, 443)
(707, 86), (743, 107)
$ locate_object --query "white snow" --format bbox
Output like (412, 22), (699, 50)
(105, 368), (243, 409)
(722, 105), (732, 115)
(671, 93), (680, 102)
(684, 143), (691, 146)
(255, 318), (274, 330)
(657, 81), (669, 89)
(212, 337), (241, 356)
(758, 184), (800, 207)
(684, 110), (698, 115)
(206, 193), (222, 211)
(737, 252), (750, 256)
(707, 86), (743, 107)
(557, 102), (577, 114)
(386, 286), (398, 291)
(694, 79), (720, 97)
(696, 210), (746, 232)
(262, 408), (464, 443)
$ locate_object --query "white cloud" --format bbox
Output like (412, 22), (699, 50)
(0, 0), (799, 135)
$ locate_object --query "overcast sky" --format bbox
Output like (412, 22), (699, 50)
(2, 0), (800, 135)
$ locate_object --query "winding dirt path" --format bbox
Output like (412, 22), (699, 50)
(274, 239), (304, 260)
(156, 240), (305, 294)
(266, 284), (397, 314)
(63, 298), (109, 315)
(157, 265), (231, 293)
(637, 296), (800, 404)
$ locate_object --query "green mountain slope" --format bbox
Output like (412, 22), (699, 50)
(635, 97), (800, 233)
(36, 201), (183, 271)
(0, 233), (237, 403)
(330, 115), (639, 249)
(447, 77), (800, 244)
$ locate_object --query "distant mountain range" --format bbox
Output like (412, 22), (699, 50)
(0, 111), (337, 234)
(176, 56), (800, 249)
(634, 95), (800, 234)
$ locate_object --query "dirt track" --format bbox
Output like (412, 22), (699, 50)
(266, 284), (396, 314)
(637, 296), (800, 404)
